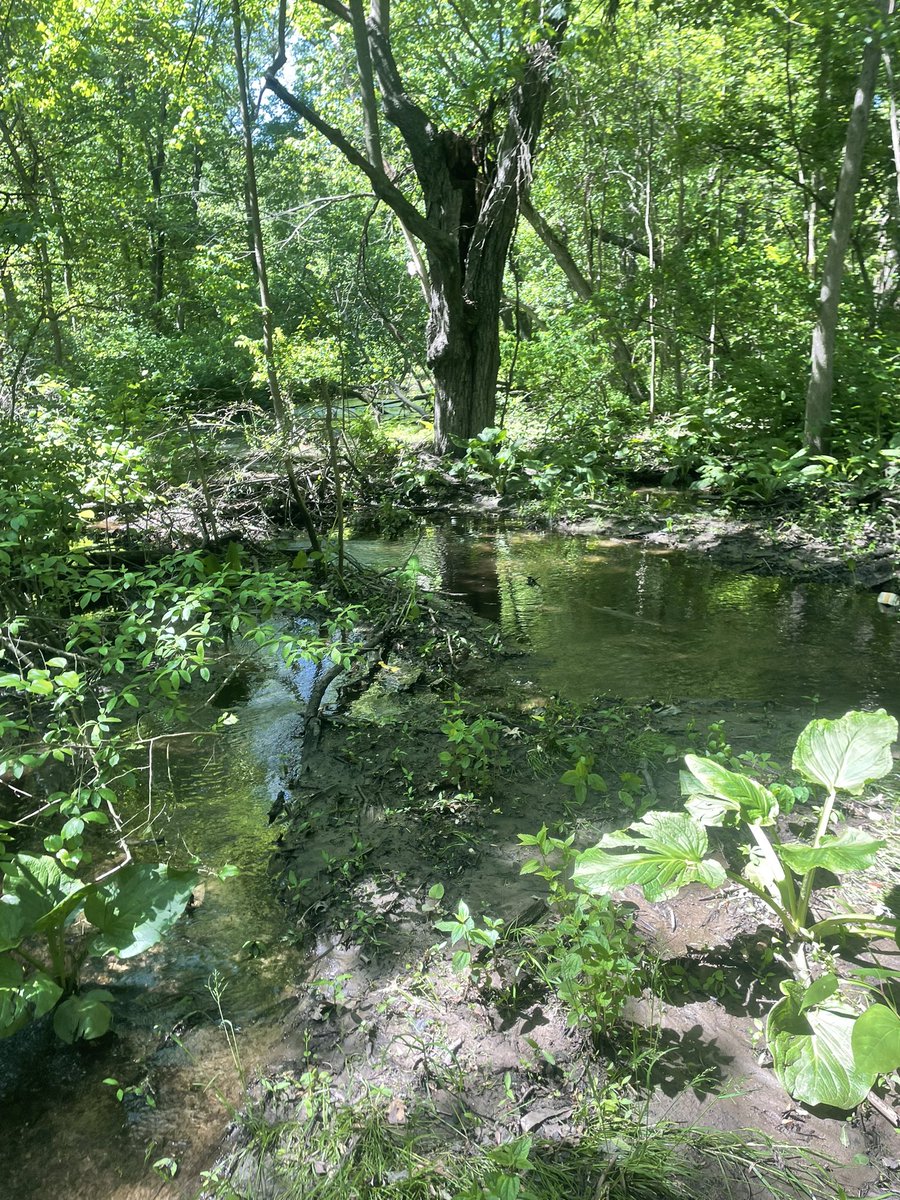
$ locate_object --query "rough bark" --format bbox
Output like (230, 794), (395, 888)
(804, 1), (888, 453)
(266, 0), (567, 453)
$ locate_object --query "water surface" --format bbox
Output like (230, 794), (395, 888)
(348, 523), (900, 714)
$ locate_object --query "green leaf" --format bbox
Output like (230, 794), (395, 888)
(1, 854), (87, 931)
(0, 956), (62, 1038)
(683, 755), (779, 825)
(778, 829), (885, 875)
(799, 973), (839, 1013)
(85, 864), (197, 959)
(851, 1004), (900, 1076)
(451, 950), (471, 972)
(767, 984), (875, 1109)
(792, 710), (898, 795)
(53, 990), (114, 1043)
(573, 812), (727, 903)
(0, 899), (27, 952)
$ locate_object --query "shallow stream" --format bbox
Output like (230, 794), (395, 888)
(1, 520), (897, 1197)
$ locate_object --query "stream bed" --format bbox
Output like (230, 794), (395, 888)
(1, 521), (898, 1198)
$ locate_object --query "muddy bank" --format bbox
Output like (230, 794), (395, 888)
(206, 597), (899, 1199)
(558, 506), (898, 592)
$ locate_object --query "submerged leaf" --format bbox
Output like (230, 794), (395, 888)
(85, 864), (197, 959)
(792, 710), (897, 795)
(573, 812), (726, 903)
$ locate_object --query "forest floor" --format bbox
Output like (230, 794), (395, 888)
(205, 591), (900, 1200)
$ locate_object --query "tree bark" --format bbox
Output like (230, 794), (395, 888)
(266, 0), (567, 454)
(804, 1), (888, 453)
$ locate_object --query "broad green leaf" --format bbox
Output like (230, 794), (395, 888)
(793, 711), (898, 795)
(767, 984), (875, 1109)
(53, 990), (114, 1043)
(683, 755), (779, 825)
(851, 1004), (900, 1076)
(85, 864), (197, 959)
(24, 971), (64, 1020)
(799, 973), (839, 1013)
(0, 956), (62, 1038)
(573, 812), (726, 903)
(0, 899), (27, 952)
(1, 854), (86, 931)
(778, 829), (885, 875)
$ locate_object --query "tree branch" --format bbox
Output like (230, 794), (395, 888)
(263, 73), (448, 254)
(520, 195), (592, 301)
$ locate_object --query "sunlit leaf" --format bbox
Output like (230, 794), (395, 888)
(573, 812), (726, 903)
(85, 864), (198, 959)
(793, 711), (897, 795)
(767, 982), (874, 1109)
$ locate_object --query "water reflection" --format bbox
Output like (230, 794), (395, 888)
(348, 524), (900, 714)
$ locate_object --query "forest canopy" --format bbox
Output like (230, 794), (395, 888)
(0, 0), (897, 471)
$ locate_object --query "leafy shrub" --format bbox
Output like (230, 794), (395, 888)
(573, 710), (899, 1109)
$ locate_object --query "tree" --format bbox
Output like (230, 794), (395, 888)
(804, 0), (890, 453)
(265, 0), (569, 453)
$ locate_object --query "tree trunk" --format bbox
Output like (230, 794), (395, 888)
(266, 0), (567, 455)
(804, 1), (887, 453)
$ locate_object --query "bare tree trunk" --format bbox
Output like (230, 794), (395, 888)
(644, 117), (657, 418)
(884, 36), (900, 215)
(804, 0), (887, 453)
(232, 0), (320, 551)
(147, 97), (167, 322)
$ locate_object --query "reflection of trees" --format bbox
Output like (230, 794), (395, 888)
(425, 527), (900, 712)
(440, 534), (502, 623)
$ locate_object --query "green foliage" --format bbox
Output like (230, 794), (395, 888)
(450, 427), (608, 515)
(851, 1000), (900, 1077)
(0, 388), (365, 1043)
(518, 826), (643, 1031)
(559, 754), (607, 805)
(792, 709), (898, 795)
(766, 980), (873, 1111)
(574, 710), (899, 1110)
(574, 812), (727, 903)
(433, 894), (504, 982)
(439, 695), (503, 791)
(0, 854), (197, 1041)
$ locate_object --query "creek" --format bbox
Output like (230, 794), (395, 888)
(1, 520), (897, 1198)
